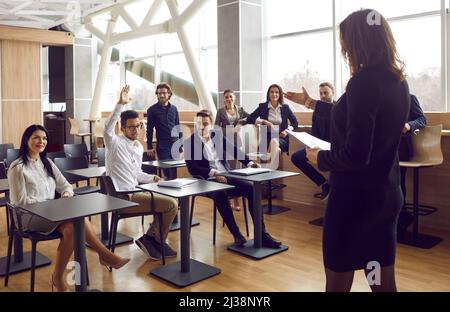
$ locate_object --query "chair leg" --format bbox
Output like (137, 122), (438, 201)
(4, 230), (14, 287)
(86, 262), (90, 286)
(30, 241), (37, 292)
(5, 206), (10, 236)
(213, 201), (217, 245)
(111, 216), (119, 254)
(243, 197), (249, 237)
(157, 213), (165, 265)
(189, 196), (196, 236)
(108, 213), (117, 250)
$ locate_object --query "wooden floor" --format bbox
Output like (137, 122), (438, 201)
(0, 196), (449, 292)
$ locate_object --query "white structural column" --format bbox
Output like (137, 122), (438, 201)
(89, 13), (117, 119)
(165, 0), (216, 116)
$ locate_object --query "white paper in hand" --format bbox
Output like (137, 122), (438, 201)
(287, 130), (331, 150)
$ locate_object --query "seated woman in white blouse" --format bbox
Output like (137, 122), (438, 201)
(8, 125), (130, 291)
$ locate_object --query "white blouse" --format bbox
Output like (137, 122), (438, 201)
(7, 156), (74, 206)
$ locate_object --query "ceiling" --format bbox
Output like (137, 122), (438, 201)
(0, 0), (117, 31)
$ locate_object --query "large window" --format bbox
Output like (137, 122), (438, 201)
(265, 0), (448, 112)
(94, 0), (218, 112)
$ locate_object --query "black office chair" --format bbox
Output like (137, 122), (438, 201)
(64, 144), (89, 162)
(0, 143), (14, 164)
(54, 157), (100, 195)
(5, 149), (20, 168)
(4, 203), (63, 292)
(97, 148), (106, 167)
(47, 151), (66, 162)
(189, 176), (250, 245)
(99, 175), (165, 268)
(0, 162), (10, 235)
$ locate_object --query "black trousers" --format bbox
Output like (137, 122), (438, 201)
(291, 148), (326, 187)
(209, 179), (265, 235)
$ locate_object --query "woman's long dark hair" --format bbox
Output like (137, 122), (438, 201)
(15, 125), (55, 179)
(266, 84), (284, 104)
(339, 9), (406, 81)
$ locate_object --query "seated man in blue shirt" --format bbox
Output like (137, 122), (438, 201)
(184, 110), (282, 248)
(146, 83), (183, 180)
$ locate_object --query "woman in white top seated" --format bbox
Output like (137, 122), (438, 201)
(8, 125), (130, 291)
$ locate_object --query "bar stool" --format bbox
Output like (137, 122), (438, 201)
(399, 124), (443, 249)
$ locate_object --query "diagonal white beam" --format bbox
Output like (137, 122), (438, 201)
(165, 0), (215, 115)
(117, 6), (138, 30)
(9, 1), (32, 14)
(90, 12), (119, 118)
(171, 0), (209, 29)
(111, 21), (168, 44)
(140, 0), (163, 28)
(85, 22), (107, 42)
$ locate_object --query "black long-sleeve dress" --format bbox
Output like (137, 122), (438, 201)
(317, 64), (410, 272)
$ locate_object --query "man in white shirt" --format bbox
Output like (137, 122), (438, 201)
(104, 85), (178, 260)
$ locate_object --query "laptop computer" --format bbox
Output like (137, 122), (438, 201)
(228, 168), (272, 176)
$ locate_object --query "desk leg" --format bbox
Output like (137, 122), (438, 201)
(73, 218), (87, 292)
(228, 181), (288, 259)
(263, 180), (291, 215)
(0, 234), (51, 276)
(150, 196), (221, 287)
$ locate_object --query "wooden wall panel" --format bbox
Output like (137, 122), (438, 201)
(2, 101), (41, 146)
(0, 25), (73, 46)
(1, 40), (41, 99)
(1, 40), (41, 146)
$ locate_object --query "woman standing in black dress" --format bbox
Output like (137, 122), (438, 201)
(286, 9), (410, 291)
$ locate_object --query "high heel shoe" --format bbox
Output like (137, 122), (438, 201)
(51, 274), (69, 292)
(99, 257), (130, 270)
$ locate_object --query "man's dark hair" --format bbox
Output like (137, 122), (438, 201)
(196, 109), (213, 123)
(155, 82), (173, 100)
(319, 82), (335, 93)
(120, 110), (139, 128)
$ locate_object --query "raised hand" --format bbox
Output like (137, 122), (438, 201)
(284, 86), (311, 106)
(117, 85), (131, 105)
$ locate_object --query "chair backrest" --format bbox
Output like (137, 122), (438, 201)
(99, 175), (118, 197)
(54, 157), (89, 183)
(0, 162), (7, 179)
(68, 117), (81, 135)
(7, 203), (27, 237)
(410, 124), (444, 166)
(6, 149), (20, 167)
(94, 118), (106, 138)
(0, 143), (14, 162)
(64, 144), (89, 159)
(47, 151), (66, 162)
(97, 148), (106, 167)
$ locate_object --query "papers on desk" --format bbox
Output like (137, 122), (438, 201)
(157, 178), (197, 188)
(287, 130), (331, 151)
(228, 168), (272, 176)
(161, 159), (186, 166)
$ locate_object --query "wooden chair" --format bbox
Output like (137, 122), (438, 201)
(399, 124), (444, 248)
(68, 117), (91, 145)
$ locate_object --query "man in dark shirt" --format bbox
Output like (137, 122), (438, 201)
(288, 82), (335, 200)
(146, 83), (182, 180)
